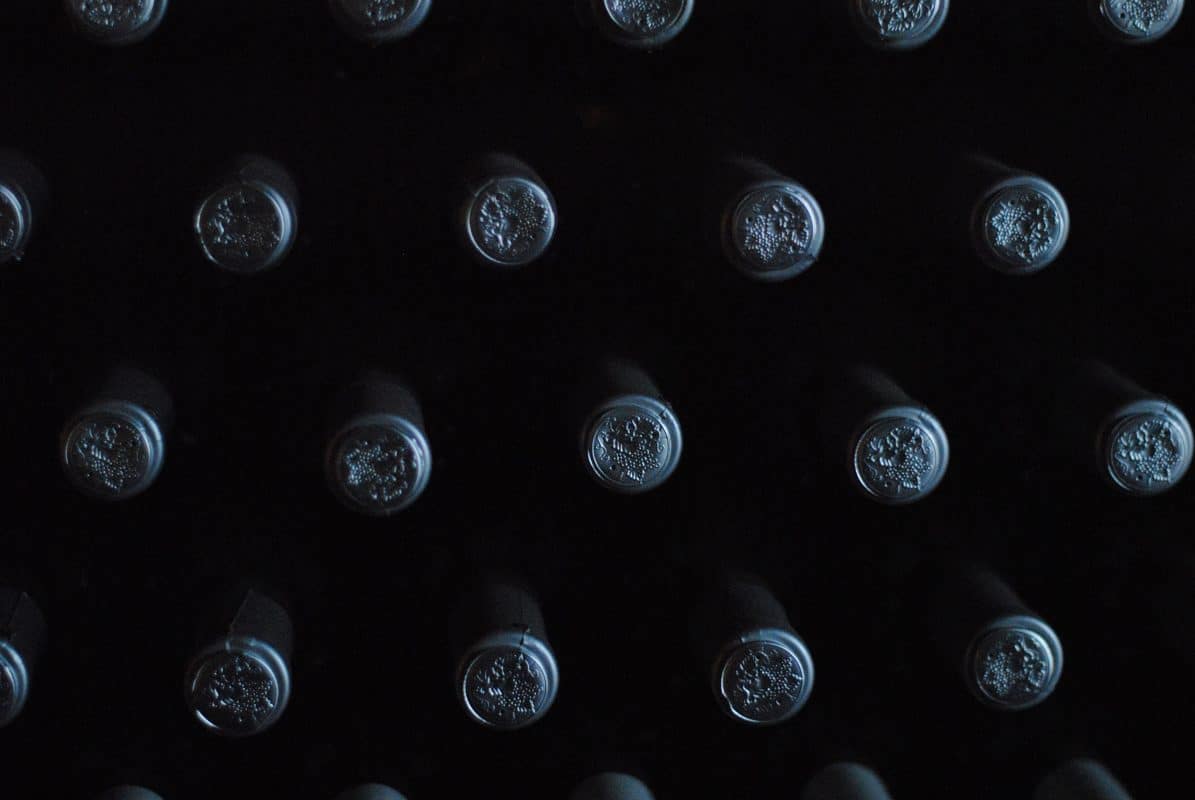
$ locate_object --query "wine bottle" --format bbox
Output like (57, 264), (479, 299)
(324, 370), (433, 516)
(570, 773), (655, 800)
(716, 156), (826, 283)
(329, 0), (433, 43)
(335, 785), (408, 800)
(59, 365), (173, 502)
(925, 564), (1063, 711)
(574, 359), (682, 494)
(847, 0), (950, 50)
(63, 0), (169, 45)
(0, 588), (46, 729)
(820, 365), (949, 504)
(1035, 758), (1133, 800)
(691, 572), (815, 725)
(459, 154), (556, 268)
(1089, 0), (1183, 44)
(0, 149), (48, 264)
(454, 575), (559, 731)
(193, 155), (299, 275)
(1056, 360), (1192, 497)
(961, 155), (1069, 276)
(183, 588), (294, 737)
(587, 0), (694, 49)
(95, 788), (165, 800)
(802, 763), (894, 800)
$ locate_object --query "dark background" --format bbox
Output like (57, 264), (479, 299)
(2, 0), (1194, 796)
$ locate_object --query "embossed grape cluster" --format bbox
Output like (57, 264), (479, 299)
(739, 189), (813, 269)
(195, 654), (277, 729)
(987, 191), (1062, 265)
(341, 431), (417, 507)
(1113, 417), (1182, 488)
(1104, 0), (1176, 33)
(467, 649), (543, 723)
(979, 631), (1050, 702)
(201, 189), (283, 261)
(359, 0), (415, 28)
(78, 0), (151, 29)
(862, 0), (935, 35)
(861, 424), (933, 494)
(594, 414), (666, 484)
(726, 644), (803, 720)
(69, 418), (145, 493)
(476, 182), (551, 261)
(605, 0), (684, 34)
